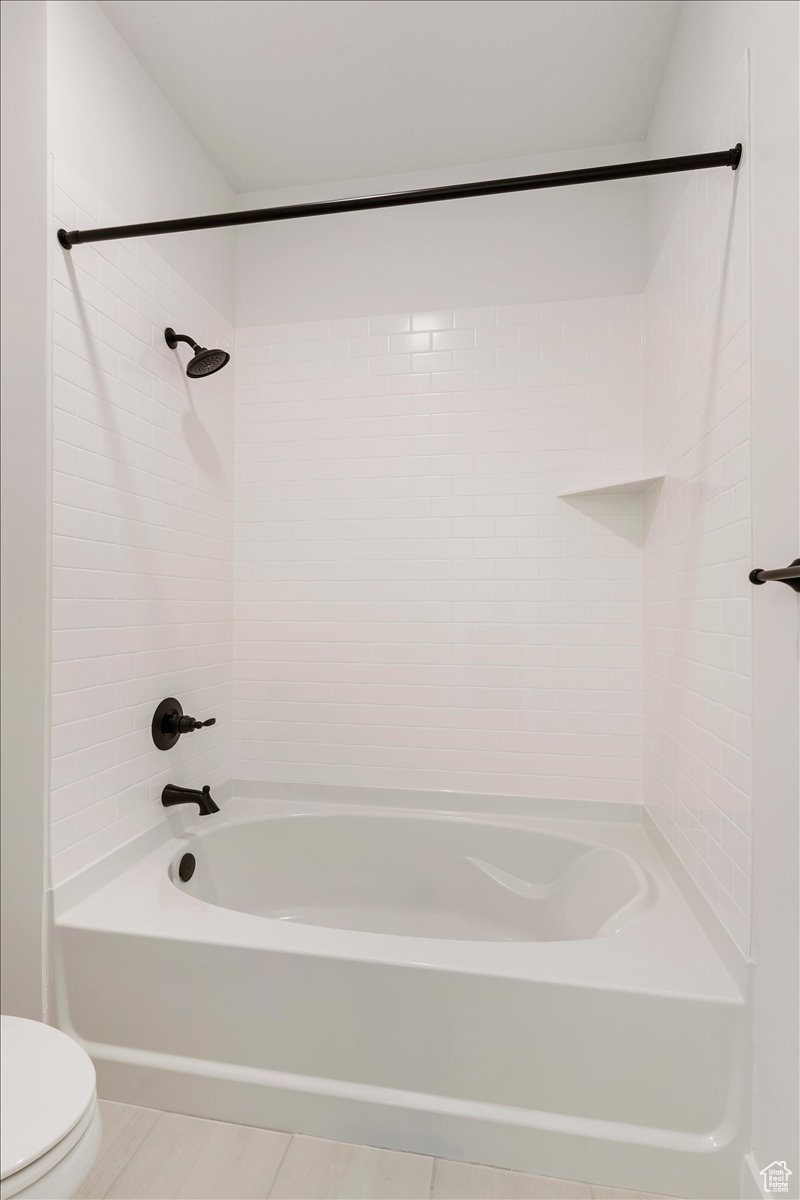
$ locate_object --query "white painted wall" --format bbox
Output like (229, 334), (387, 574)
(1, 0), (49, 1019)
(235, 297), (644, 799)
(646, 0), (799, 1182)
(234, 144), (647, 326)
(47, 0), (236, 319)
(96, 0), (682, 192)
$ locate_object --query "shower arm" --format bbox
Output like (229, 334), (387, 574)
(57, 145), (743, 249)
(165, 329), (200, 352)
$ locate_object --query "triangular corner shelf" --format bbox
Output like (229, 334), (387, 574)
(557, 473), (665, 547)
(558, 473), (665, 499)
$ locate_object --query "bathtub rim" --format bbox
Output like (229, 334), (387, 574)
(53, 783), (639, 917)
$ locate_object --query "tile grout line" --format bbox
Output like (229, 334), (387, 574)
(266, 1133), (296, 1199)
(428, 1156), (438, 1199)
(106, 1107), (171, 1200)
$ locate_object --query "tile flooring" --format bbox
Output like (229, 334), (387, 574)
(77, 1101), (675, 1200)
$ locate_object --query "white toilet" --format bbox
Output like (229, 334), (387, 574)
(0, 1017), (101, 1200)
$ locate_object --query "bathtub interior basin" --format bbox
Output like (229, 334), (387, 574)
(173, 814), (651, 941)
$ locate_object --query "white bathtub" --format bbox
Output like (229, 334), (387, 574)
(51, 789), (747, 1198)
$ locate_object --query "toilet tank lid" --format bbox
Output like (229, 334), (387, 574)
(0, 1016), (96, 1181)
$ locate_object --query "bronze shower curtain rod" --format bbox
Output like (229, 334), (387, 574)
(57, 144), (742, 249)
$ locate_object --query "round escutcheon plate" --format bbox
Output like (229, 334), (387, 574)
(152, 697), (183, 750)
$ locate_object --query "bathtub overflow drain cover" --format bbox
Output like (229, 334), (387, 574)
(178, 853), (196, 882)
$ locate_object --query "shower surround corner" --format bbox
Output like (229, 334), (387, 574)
(48, 140), (752, 965)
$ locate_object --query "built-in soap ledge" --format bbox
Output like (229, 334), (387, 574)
(558, 474), (665, 546)
(558, 473), (665, 499)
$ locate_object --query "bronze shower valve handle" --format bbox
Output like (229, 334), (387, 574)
(152, 697), (217, 751)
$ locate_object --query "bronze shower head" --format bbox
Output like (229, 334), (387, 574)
(165, 327), (230, 378)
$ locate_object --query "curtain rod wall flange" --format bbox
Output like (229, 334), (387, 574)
(57, 144), (743, 250)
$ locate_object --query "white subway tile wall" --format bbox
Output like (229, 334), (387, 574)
(50, 162), (234, 885)
(643, 76), (752, 952)
(234, 296), (645, 800)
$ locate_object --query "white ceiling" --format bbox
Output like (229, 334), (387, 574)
(99, 0), (682, 194)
